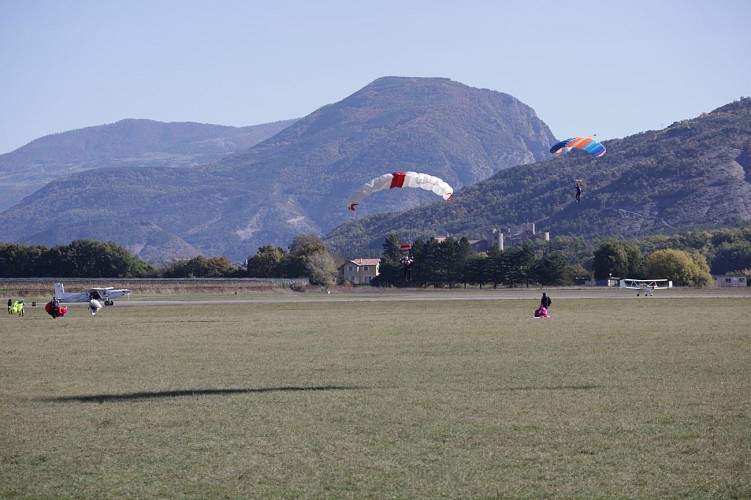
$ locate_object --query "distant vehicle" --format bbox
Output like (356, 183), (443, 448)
(54, 282), (131, 306)
(620, 278), (672, 296)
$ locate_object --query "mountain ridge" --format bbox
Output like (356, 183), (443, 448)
(4, 79), (746, 265)
(0, 77), (557, 262)
(0, 118), (297, 211)
(324, 97), (751, 255)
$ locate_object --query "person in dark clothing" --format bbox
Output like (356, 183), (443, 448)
(540, 292), (552, 308)
(575, 182), (582, 202)
(7, 298), (12, 315)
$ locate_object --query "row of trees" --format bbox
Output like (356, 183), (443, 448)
(370, 234), (712, 288)
(637, 227), (751, 275)
(0, 240), (155, 278)
(373, 235), (584, 288)
(367, 227), (751, 288)
(592, 239), (713, 286)
(245, 235), (338, 285)
(0, 235), (339, 284)
(2, 226), (749, 285)
(159, 234), (340, 285)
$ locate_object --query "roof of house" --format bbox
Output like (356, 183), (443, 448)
(344, 258), (381, 267)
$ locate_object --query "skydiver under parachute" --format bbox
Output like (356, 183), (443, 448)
(550, 137), (602, 204)
(347, 171), (453, 211)
(400, 254), (414, 281)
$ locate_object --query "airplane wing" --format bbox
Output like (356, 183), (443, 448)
(621, 279), (640, 289)
(620, 279), (672, 290)
(54, 283), (131, 307)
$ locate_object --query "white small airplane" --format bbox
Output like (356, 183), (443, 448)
(620, 278), (672, 296)
(54, 282), (131, 306)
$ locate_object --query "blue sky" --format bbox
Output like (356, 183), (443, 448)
(1, 0), (749, 155)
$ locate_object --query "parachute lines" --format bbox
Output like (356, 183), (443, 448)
(347, 171), (453, 211)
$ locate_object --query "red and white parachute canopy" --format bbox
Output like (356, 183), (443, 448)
(347, 171), (453, 211)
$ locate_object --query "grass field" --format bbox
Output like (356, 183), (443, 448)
(1, 289), (750, 497)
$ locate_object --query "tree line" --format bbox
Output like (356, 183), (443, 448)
(368, 227), (751, 288)
(2, 226), (750, 285)
(0, 240), (154, 278)
(0, 235), (338, 284)
(371, 236), (715, 288)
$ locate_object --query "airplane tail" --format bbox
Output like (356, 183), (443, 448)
(54, 283), (65, 298)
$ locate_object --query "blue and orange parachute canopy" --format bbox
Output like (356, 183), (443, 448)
(550, 137), (606, 158)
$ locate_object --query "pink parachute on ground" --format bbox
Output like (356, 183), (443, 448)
(347, 171), (453, 211)
(534, 306), (550, 318)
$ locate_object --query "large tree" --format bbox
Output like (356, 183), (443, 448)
(304, 251), (338, 286)
(710, 241), (751, 274)
(644, 249), (712, 286)
(593, 239), (644, 280)
(532, 254), (576, 286)
(247, 245), (287, 278)
(162, 256), (238, 278)
(285, 234), (337, 284)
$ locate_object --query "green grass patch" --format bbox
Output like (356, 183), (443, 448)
(1, 293), (750, 497)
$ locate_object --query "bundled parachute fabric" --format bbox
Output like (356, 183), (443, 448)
(10, 300), (24, 317)
(45, 301), (68, 318)
(347, 171), (453, 211)
(550, 137), (606, 158)
(89, 299), (103, 316)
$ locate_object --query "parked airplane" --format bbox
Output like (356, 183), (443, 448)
(620, 278), (672, 296)
(54, 282), (131, 306)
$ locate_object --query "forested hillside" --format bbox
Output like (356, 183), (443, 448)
(325, 98), (751, 257)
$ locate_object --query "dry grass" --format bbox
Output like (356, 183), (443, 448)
(1, 291), (750, 497)
(0, 278), (285, 298)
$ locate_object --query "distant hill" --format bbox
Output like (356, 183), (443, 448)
(0, 118), (297, 211)
(325, 98), (751, 256)
(0, 77), (557, 263)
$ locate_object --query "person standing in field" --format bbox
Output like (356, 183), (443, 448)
(540, 292), (552, 309)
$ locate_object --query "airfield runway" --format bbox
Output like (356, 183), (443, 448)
(101, 287), (751, 307)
